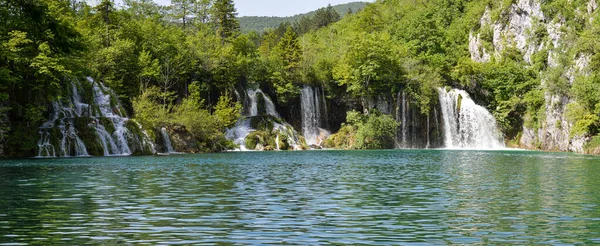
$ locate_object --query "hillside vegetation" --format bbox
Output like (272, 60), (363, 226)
(239, 2), (367, 33)
(1, 0), (599, 156)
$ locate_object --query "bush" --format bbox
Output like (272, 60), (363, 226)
(324, 124), (357, 149)
(245, 131), (276, 150)
(354, 111), (399, 149)
(585, 135), (600, 154)
(325, 110), (399, 149)
(133, 87), (242, 153)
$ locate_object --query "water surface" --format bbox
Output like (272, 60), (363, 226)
(1, 150), (600, 244)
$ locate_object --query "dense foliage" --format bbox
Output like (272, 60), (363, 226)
(325, 110), (399, 149)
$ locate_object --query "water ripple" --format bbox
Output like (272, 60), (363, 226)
(0, 150), (599, 244)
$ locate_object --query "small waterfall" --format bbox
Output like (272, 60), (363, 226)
(273, 122), (303, 150)
(160, 127), (176, 153)
(36, 77), (155, 157)
(247, 89), (279, 117)
(401, 92), (408, 146)
(300, 86), (330, 146)
(438, 88), (505, 149)
(393, 91), (444, 149)
(226, 119), (252, 151)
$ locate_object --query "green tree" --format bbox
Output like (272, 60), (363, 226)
(95, 0), (115, 47)
(171, 0), (192, 28)
(333, 31), (405, 112)
(211, 0), (239, 42)
(271, 26), (302, 104)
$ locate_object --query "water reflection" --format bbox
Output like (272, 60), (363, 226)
(0, 150), (599, 244)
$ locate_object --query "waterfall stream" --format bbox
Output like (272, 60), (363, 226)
(226, 88), (303, 151)
(161, 128), (176, 154)
(300, 86), (330, 146)
(36, 77), (155, 157)
(438, 88), (505, 149)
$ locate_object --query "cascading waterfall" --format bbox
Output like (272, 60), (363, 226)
(37, 89), (90, 157)
(36, 77), (155, 157)
(160, 127), (176, 153)
(248, 89), (279, 117)
(438, 88), (505, 149)
(89, 78), (133, 156)
(226, 88), (303, 151)
(300, 86), (330, 146)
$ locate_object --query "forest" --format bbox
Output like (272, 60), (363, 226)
(1, 0), (599, 157)
(238, 2), (366, 33)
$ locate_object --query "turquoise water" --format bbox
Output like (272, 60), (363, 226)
(1, 150), (600, 244)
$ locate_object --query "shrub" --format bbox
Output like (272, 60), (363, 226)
(325, 110), (399, 149)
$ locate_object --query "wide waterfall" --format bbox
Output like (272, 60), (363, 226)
(37, 77), (155, 157)
(438, 88), (505, 149)
(300, 86), (329, 146)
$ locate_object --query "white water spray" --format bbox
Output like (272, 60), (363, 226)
(300, 86), (330, 146)
(438, 88), (505, 149)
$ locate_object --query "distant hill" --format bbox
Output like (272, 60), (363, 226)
(239, 2), (368, 33)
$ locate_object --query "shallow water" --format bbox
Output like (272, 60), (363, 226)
(1, 150), (600, 245)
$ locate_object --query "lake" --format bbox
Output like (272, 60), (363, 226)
(1, 150), (600, 244)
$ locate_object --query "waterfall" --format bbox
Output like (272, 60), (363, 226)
(226, 87), (304, 151)
(401, 92), (408, 146)
(227, 89), (279, 151)
(88, 78), (133, 156)
(37, 88), (90, 157)
(36, 77), (155, 157)
(225, 119), (252, 151)
(438, 88), (505, 149)
(160, 127), (176, 153)
(300, 86), (330, 146)
(247, 89), (279, 117)
(273, 122), (303, 150)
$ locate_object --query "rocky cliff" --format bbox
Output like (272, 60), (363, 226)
(469, 0), (598, 153)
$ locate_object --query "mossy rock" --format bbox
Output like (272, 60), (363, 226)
(249, 116), (280, 132)
(77, 125), (104, 156)
(277, 133), (290, 150)
(245, 131), (262, 150)
(297, 135), (310, 150)
(98, 117), (116, 133)
(74, 117), (94, 129)
(125, 120), (154, 156)
(245, 130), (277, 150)
(79, 78), (95, 105)
(256, 92), (267, 116)
(457, 94), (463, 112)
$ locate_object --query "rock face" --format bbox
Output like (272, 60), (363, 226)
(469, 0), (598, 153)
(165, 125), (200, 153)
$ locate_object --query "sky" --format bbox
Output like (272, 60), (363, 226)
(151, 0), (373, 17)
